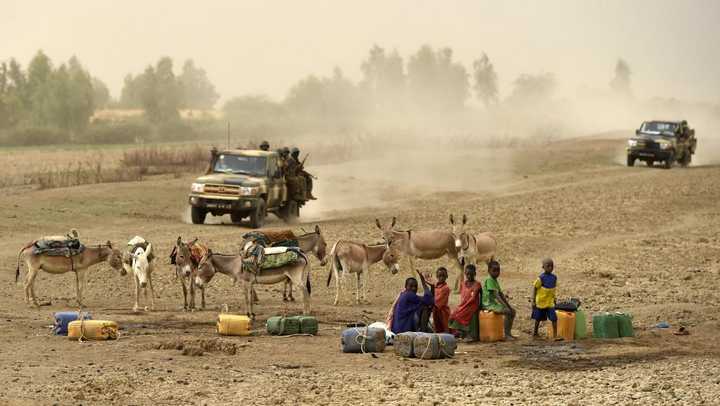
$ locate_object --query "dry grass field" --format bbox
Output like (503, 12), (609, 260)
(2, 132), (720, 405)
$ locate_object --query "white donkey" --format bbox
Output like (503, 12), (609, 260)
(325, 240), (401, 305)
(123, 237), (156, 312)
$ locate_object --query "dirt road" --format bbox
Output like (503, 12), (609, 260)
(2, 135), (719, 405)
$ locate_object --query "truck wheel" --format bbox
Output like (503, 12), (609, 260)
(645, 159), (654, 167)
(663, 153), (675, 169)
(190, 206), (207, 224)
(230, 211), (244, 224)
(626, 155), (636, 167)
(249, 200), (266, 229)
(281, 200), (299, 224)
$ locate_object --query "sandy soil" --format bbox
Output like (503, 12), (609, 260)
(2, 134), (720, 405)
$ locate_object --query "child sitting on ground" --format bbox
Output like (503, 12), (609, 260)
(532, 258), (560, 340)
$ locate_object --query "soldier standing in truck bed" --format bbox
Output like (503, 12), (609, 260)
(259, 140), (270, 151)
(290, 147), (316, 200)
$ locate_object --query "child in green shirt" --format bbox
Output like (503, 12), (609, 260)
(481, 260), (516, 339)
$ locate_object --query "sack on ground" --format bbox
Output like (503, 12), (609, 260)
(341, 327), (386, 353)
(413, 333), (457, 359)
(267, 316), (301, 335)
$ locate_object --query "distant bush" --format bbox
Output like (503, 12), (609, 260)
(155, 121), (197, 141)
(77, 122), (153, 144)
(0, 127), (71, 146)
(119, 145), (209, 174)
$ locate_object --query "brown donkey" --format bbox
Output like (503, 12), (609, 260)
(195, 250), (311, 318)
(376, 217), (464, 291)
(450, 214), (497, 268)
(15, 241), (123, 307)
(170, 237), (207, 311)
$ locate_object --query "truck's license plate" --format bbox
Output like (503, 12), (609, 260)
(207, 202), (231, 209)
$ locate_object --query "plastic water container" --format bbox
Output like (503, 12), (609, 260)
(53, 312), (91, 336)
(549, 310), (575, 341)
(341, 327), (386, 353)
(68, 320), (118, 340)
(394, 332), (421, 357)
(574, 309), (588, 339)
(217, 314), (251, 336)
(266, 316), (301, 335)
(296, 316), (319, 335)
(592, 313), (619, 339)
(479, 311), (505, 342)
(413, 333), (457, 359)
(614, 312), (634, 337)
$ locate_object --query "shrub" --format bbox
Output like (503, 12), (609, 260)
(78, 122), (152, 144)
(0, 127), (70, 146)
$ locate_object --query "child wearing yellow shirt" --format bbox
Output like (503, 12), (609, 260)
(532, 258), (558, 339)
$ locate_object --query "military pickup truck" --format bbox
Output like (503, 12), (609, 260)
(187, 148), (309, 228)
(626, 120), (697, 169)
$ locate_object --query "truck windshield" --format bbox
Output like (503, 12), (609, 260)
(640, 122), (677, 133)
(213, 155), (266, 176)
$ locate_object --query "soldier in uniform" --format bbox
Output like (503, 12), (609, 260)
(259, 140), (270, 151)
(278, 147), (291, 177)
(290, 147), (316, 200)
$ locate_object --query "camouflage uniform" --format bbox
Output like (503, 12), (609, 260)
(291, 148), (316, 200)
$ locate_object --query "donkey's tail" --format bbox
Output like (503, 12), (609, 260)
(306, 274), (312, 296)
(325, 240), (342, 287)
(15, 242), (33, 283)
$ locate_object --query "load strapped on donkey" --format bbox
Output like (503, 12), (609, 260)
(187, 146), (315, 228)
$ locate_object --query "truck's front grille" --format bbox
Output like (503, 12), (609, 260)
(203, 184), (239, 196)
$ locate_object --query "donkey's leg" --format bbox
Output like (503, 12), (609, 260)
(74, 270), (85, 307)
(332, 259), (341, 306)
(449, 253), (464, 293)
(148, 267), (156, 311)
(288, 280), (295, 302)
(355, 271), (361, 305)
(189, 272), (197, 310)
(25, 267), (40, 306)
(200, 286), (206, 310)
(133, 274), (141, 313)
(363, 262), (370, 303)
(290, 267), (311, 315)
(180, 276), (188, 311)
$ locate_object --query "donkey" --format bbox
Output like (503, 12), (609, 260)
(170, 237), (207, 311)
(195, 249), (311, 318)
(376, 217), (463, 291)
(124, 242), (155, 313)
(450, 214), (497, 268)
(15, 241), (123, 307)
(281, 225), (328, 301)
(325, 240), (401, 305)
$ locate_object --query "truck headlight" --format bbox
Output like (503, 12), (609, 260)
(627, 140), (637, 147)
(659, 142), (672, 150)
(191, 183), (205, 193)
(239, 186), (259, 196)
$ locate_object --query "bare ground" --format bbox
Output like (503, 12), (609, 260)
(2, 135), (720, 405)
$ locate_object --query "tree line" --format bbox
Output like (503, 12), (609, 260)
(0, 46), (633, 145)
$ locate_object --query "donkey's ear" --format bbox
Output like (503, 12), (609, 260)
(462, 214), (467, 225)
(314, 224), (320, 234)
(391, 217), (396, 228)
(206, 249), (213, 256)
(375, 218), (382, 229)
(176, 236), (182, 245)
(106, 240), (112, 249)
(450, 214), (455, 225)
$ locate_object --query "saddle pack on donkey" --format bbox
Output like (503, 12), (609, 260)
(122, 236), (155, 266)
(240, 231), (301, 273)
(31, 229), (85, 257)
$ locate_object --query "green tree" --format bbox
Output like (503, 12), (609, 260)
(360, 45), (405, 111)
(407, 45), (468, 111)
(285, 68), (362, 118)
(92, 77), (111, 109)
(508, 73), (556, 105)
(610, 58), (631, 97)
(179, 59), (219, 109)
(119, 74), (142, 108)
(473, 53), (498, 107)
(122, 57), (182, 122)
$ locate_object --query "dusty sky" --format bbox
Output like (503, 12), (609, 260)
(2, 0), (718, 104)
